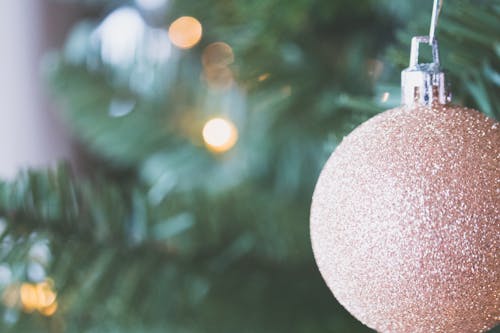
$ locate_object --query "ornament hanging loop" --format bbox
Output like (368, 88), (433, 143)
(429, 0), (443, 44)
(410, 36), (440, 68)
(401, 0), (450, 107)
(401, 36), (451, 107)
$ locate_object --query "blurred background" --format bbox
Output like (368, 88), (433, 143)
(0, 0), (498, 332)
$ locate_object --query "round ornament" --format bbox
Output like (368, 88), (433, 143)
(310, 36), (499, 333)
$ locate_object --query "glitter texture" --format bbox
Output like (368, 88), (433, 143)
(310, 105), (499, 333)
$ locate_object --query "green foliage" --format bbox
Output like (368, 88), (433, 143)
(0, 0), (498, 332)
(0, 168), (367, 332)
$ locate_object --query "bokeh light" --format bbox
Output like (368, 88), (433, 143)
(135, 0), (168, 11)
(202, 42), (235, 89)
(144, 28), (172, 63)
(258, 73), (270, 82)
(168, 16), (202, 49)
(202, 42), (234, 69)
(93, 7), (145, 67)
(35, 280), (57, 308)
(20, 283), (38, 312)
(202, 118), (238, 153)
(18, 280), (58, 316)
(39, 301), (58, 317)
(381, 92), (390, 103)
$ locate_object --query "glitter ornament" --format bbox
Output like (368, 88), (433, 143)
(310, 36), (500, 333)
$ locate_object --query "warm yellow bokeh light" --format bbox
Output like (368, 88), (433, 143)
(19, 280), (58, 315)
(39, 300), (58, 317)
(168, 16), (202, 49)
(36, 281), (57, 308)
(20, 283), (38, 312)
(202, 42), (235, 90)
(202, 118), (238, 153)
(258, 73), (270, 82)
(202, 42), (234, 69)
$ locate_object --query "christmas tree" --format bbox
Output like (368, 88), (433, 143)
(0, 0), (498, 332)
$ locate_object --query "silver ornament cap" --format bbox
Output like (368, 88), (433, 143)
(401, 36), (451, 106)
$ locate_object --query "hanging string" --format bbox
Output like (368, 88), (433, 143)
(429, 0), (443, 44)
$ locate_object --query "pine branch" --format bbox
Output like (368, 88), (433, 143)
(0, 166), (313, 264)
(0, 168), (369, 333)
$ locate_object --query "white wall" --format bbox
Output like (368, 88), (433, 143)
(0, 0), (73, 180)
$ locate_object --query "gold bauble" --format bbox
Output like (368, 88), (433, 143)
(311, 104), (499, 333)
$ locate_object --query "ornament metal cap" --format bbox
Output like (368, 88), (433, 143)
(401, 36), (451, 106)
